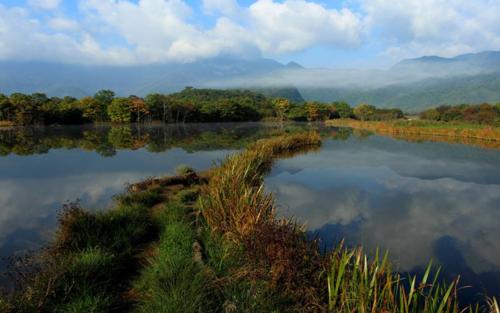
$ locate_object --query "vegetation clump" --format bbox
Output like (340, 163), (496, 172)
(420, 103), (500, 126)
(326, 119), (500, 147)
(2, 132), (499, 313)
(0, 87), (403, 125)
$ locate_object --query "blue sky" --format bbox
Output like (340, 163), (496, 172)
(0, 0), (499, 68)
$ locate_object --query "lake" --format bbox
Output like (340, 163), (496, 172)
(265, 128), (500, 302)
(1, 123), (499, 301)
(0, 123), (285, 282)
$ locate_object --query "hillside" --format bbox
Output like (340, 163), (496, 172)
(0, 57), (284, 97)
(1, 51), (500, 111)
(300, 72), (500, 111)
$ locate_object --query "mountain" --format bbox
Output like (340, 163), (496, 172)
(300, 72), (500, 112)
(251, 86), (305, 103)
(0, 57), (285, 97)
(285, 61), (304, 69)
(1, 51), (500, 111)
(391, 51), (500, 77)
(297, 52), (500, 111)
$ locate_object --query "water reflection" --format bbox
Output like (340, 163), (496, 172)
(0, 123), (299, 276)
(266, 136), (500, 300)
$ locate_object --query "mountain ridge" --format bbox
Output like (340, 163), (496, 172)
(1, 51), (500, 111)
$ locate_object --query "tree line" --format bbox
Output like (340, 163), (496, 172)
(420, 103), (500, 125)
(0, 87), (408, 125)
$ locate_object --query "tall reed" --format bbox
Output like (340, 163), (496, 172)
(200, 132), (321, 242)
(326, 243), (466, 313)
(326, 119), (500, 148)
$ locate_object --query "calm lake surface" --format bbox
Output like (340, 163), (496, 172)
(1, 123), (500, 300)
(265, 129), (500, 301)
(0, 123), (281, 282)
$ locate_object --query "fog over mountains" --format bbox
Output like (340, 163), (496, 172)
(1, 51), (500, 111)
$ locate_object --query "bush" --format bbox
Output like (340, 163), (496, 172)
(176, 188), (199, 203)
(175, 164), (195, 176)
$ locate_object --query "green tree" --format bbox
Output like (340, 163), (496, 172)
(129, 96), (149, 123)
(0, 94), (14, 121)
(305, 102), (321, 121)
(31, 93), (49, 107)
(421, 108), (441, 120)
(59, 97), (84, 124)
(10, 93), (38, 125)
(107, 98), (131, 123)
(80, 97), (101, 121)
(273, 98), (290, 122)
(94, 90), (115, 121)
(495, 103), (500, 115)
(331, 102), (353, 119)
(353, 103), (376, 121)
(145, 93), (169, 121)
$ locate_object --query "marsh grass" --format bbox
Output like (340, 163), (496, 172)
(175, 164), (195, 176)
(132, 200), (214, 313)
(198, 131), (498, 312)
(199, 132), (328, 311)
(0, 121), (14, 127)
(200, 132), (321, 241)
(326, 119), (500, 149)
(3, 131), (499, 313)
(326, 244), (465, 313)
(4, 188), (164, 312)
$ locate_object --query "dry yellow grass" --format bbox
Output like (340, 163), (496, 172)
(326, 119), (500, 149)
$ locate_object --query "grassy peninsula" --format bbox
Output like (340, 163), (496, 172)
(1, 131), (499, 312)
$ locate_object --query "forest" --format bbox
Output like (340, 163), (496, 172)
(420, 103), (500, 125)
(0, 88), (398, 125)
(1, 88), (499, 126)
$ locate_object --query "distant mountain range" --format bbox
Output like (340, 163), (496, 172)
(0, 57), (284, 97)
(299, 51), (500, 111)
(1, 51), (500, 111)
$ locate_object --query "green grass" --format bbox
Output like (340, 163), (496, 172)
(5, 188), (164, 313)
(4, 132), (499, 313)
(326, 246), (462, 313)
(132, 199), (214, 313)
(391, 120), (495, 130)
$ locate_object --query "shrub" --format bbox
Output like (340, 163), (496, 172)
(175, 164), (195, 176)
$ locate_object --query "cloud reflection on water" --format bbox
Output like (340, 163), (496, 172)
(266, 136), (500, 298)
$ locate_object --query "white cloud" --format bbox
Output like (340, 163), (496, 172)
(77, 0), (365, 63)
(248, 0), (364, 53)
(28, 0), (61, 10)
(363, 0), (500, 59)
(48, 17), (79, 31)
(1, 0), (500, 65)
(0, 4), (134, 64)
(0, 0), (366, 64)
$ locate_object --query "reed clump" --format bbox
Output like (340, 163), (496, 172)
(200, 132), (321, 241)
(199, 131), (499, 313)
(326, 119), (500, 148)
(327, 243), (465, 313)
(4, 188), (165, 312)
(3, 131), (499, 313)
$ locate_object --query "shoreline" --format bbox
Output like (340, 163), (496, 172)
(1, 132), (498, 312)
(326, 119), (500, 149)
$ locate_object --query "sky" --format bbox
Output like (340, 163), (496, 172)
(0, 0), (499, 68)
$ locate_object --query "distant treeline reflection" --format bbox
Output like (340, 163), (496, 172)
(0, 124), (326, 157)
(3, 123), (495, 157)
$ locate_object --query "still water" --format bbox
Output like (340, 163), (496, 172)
(0, 123), (499, 300)
(0, 123), (281, 277)
(266, 129), (500, 301)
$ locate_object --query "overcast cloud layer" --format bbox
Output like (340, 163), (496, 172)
(0, 0), (499, 65)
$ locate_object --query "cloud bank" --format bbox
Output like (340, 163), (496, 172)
(0, 0), (499, 65)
